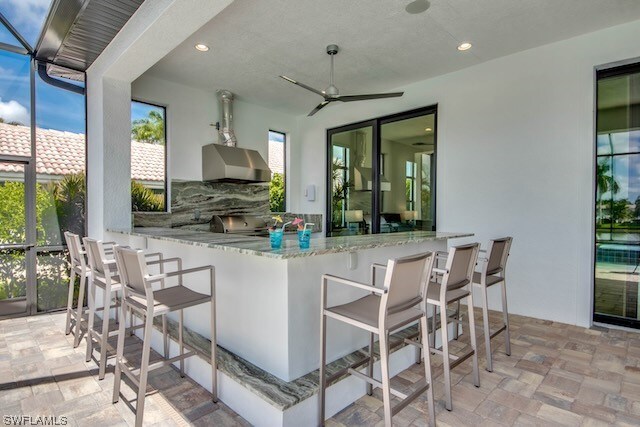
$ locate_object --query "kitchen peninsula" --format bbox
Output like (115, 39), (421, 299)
(107, 227), (471, 424)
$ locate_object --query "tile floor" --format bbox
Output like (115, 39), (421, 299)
(0, 309), (639, 426)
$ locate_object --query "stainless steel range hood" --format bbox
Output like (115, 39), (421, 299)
(202, 90), (271, 183)
(202, 143), (271, 182)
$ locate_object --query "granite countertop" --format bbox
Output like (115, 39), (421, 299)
(108, 227), (473, 259)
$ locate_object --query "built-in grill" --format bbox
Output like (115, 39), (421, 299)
(210, 215), (270, 237)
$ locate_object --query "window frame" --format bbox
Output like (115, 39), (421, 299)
(325, 105), (438, 236)
(131, 99), (168, 212)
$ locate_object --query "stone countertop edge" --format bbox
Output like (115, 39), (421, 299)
(107, 228), (474, 259)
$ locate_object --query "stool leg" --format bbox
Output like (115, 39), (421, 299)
(466, 293), (480, 388)
(99, 283), (112, 380)
(210, 279), (218, 402)
(65, 267), (76, 335)
(367, 332), (374, 395)
(420, 315), (436, 427)
(502, 278), (511, 356)
(440, 301), (453, 411)
(319, 312), (327, 426)
(162, 314), (168, 358)
(453, 300), (461, 340)
(481, 284), (493, 372)
(430, 304), (437, 349)
(379, 330), (392, 427)
(73, 271), (87, 348)
(415, 322), (422, 365)
(112, 299), (128, 404)
(136, 311), (154, 427)
(179, 309), (185, 377)
(85, 279), (95, 363)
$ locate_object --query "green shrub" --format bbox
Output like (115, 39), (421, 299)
(131, 180), (165, 212)
(269, 172), (285, 212)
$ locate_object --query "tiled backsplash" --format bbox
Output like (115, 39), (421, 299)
(132, 180), (322, 232)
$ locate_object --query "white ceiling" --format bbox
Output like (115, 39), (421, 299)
(144, 0), (640, 116)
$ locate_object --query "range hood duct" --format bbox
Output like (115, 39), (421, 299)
(202, 90), (271, 183)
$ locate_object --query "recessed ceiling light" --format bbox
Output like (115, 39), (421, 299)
(195, 44), (209, 52)
(405, 0), (430, 14)
(457, 42), (472, 51)
(425, 127), (432, 132)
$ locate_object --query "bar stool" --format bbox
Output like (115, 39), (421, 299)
(83, 238), (170, 380)
(64, 231), (90, 348)
(320, 252), (437, 427)
(473, 237), (513, 372)
(427, 243), (480, 411)
(112, 246), (217, 427)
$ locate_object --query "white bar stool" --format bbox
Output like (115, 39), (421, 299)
(473, 237), (513, 372)
(427, 243), (480, 411)
(319, 252), (437, 427)
(112, 246), (217, 427)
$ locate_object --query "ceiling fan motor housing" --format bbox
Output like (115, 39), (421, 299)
(326, 44), (339, 55)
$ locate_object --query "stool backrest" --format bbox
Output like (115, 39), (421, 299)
(443, 243), (480, 290)
(114, 246), (149, 297)
(381, 252), (435, 316)
(83, 237), (109, 276)
(64, 231), (84, 266)
(485, 237), (512, 275)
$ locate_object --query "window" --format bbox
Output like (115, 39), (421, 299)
(594, 62), (640, 329)
(269, 130), (286, 212)
(327, 106), (437, 236)
(131, 101), (166, 212)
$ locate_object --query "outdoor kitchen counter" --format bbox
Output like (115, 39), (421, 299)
(105, 226), (473, 386)
(107, 227), (472, 259)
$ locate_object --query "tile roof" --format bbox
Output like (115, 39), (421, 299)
(269, 139), (284, 175)
(0, 123), (164, 182)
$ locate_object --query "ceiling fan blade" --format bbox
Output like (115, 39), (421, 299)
(337, 92), (404, 102)
(308, 101), (331, 116)
(280, 75), (326, 97)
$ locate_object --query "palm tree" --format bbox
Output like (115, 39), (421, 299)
(596, 159), (620, 226)
(131, 110), (165, 144)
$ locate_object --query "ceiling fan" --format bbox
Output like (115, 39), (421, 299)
(279, 44), (404, 116)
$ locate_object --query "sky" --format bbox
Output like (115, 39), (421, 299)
(0, 1), (153, 135)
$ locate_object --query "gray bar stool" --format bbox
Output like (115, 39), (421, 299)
(83, 238), (170, 380)
(427, 243), (480, 411)
(320, 252), (437, 427)
(112, 246), (217, 427)
(64, 231), (90, 348)
(473, 237), (513, 372)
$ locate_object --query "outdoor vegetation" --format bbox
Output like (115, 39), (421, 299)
(269, 172), (285, 212)
(0, 173), (85, 310)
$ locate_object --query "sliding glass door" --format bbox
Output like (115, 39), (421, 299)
(380, 110), (436, 232)
(594, 63), (640, 328)
(328, 121), (376, 236)
(0, 158), (34, 317)
(326, 106), (437, 236)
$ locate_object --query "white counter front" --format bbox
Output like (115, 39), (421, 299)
(107, 227), (472, 381)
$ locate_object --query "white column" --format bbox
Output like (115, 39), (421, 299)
(87, 74), (132, 238)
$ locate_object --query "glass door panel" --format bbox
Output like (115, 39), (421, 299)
(0, 160), (29, 316)
(380, 112), (436, 232)
(35, 63), (86, 312)
(328, 125), (374, 236)
(594, 65), (640, 328)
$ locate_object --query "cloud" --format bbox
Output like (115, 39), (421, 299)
(0, 98), (28, 124)
(2, 0), (51, 44)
